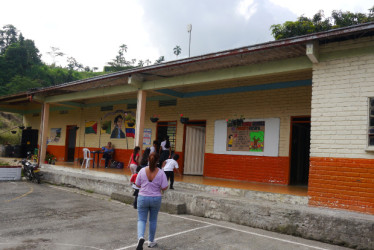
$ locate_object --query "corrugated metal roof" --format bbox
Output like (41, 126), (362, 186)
(1, 21), (374, 102)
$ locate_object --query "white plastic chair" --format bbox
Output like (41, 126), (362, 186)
(81, 148), (93, 169)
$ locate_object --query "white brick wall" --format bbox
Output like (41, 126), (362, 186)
(311, 51), (374, 159)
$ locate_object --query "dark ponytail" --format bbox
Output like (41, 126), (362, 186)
(133, 146), (140, 162)
(165, 137), (170, 149)
(148, 153), (159, 172)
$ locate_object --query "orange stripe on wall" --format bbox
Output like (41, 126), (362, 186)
(203, 153), (289, 184)
(309, 157), (374, 215)
(46, 145), (185, 172)
(46, 145), (66, 161)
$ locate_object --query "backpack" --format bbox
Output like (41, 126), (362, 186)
(110, 161), (124, 169)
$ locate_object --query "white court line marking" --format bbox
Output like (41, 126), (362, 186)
(114, 225), (212, 250)
(50, 185), (329, 250)
(168, 214), (329, 250)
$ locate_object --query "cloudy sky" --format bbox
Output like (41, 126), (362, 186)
(1, 0), (373, 70)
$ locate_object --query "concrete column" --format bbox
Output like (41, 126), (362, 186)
(38, 103), (49, 166)
(134, 90), (146, 150)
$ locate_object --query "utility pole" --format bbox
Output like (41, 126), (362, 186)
(187, 24), (192, 57)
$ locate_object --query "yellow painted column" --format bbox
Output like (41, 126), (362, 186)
(38, 103), (49, 166)
(134, 90), (147, 150)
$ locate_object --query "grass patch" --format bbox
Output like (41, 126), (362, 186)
(85, 189), (94, 193)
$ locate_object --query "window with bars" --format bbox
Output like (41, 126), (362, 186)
(369, 98), (374, 146)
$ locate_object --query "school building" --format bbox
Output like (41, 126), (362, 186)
(1, 22), (374, 215)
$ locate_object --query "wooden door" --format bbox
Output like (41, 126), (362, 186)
(184, 126), (206, 175)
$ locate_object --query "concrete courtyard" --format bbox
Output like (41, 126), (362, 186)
(0, 181), (351, 250)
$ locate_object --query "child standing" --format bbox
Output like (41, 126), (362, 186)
(161, 154), (180, 190)
(130, 166), (142, 209)
(128, 146), (140, 174)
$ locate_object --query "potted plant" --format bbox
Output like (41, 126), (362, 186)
(236, 115), (245, 127)
(101, 123), (108, 130)
(226, 115), (245, 127)
(45, 152), (56, 164)
(180, 114), (189, 124)
(150, 114), (159, 123)
(125, 113), (136, 127)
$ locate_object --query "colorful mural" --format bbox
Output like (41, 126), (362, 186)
(226, 121), (265, 152)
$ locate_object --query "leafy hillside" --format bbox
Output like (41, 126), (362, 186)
(0, 112), (23, 145)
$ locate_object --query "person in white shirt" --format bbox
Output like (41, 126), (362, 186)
(159, 136), (171, 166)
(161, 154), (180, 189)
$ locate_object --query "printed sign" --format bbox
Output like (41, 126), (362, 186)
(143, 128), (152, 145)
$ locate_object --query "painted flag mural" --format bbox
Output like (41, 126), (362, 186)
(101, 120), (111, 134)
(85, 121), (97, 134)
(125, 121), (135, 138)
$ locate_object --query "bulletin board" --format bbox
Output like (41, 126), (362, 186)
(214, 118), (280, 156)
(226, 121), (265, 152)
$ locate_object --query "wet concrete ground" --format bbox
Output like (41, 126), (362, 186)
(0, 181), (350, 250)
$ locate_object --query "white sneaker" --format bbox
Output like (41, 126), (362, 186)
(148, 241), (157, 248)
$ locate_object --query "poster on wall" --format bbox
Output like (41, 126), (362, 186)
(85, 121), (97, 134)
(100, 110), (136, 139)
(110, 114), (126, 138)
(50, 128), (61, 143)
(143, 128), (152, 145)
(226, 121), (265, 152)
(100, 120), (111, 134)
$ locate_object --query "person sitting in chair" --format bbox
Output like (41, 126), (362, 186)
(102, 142), (114, 168)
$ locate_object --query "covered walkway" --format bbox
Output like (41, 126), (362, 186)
(54, 161), (308, 196)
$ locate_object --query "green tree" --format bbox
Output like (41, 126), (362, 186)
(105, 44), (135, 72)
(0, 25), (18, 54)
(155, 56), (165, 64)
(67, 57), (83, 71)
(137, 60), (144, 67)
(47, 47), (65, 66)
(108, 44), (129, 67)
(5, 75), (42, 94)
(144, 59), (151, 66)
(173, 45), (181, 58)
(271, 7), (374, 40)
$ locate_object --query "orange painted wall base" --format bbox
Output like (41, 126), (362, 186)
(46, 145), (185, 172)
(309, 157), (374, 214)
(203, 153), (290, 184)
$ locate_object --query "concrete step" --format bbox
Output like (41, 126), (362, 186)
(171, 182), (308, 205)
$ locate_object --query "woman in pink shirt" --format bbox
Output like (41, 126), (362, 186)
(135, 153), (168, 249)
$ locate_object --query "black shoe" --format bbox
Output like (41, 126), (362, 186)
(136, 237), (145, 250)
(170, 187), (174, 190)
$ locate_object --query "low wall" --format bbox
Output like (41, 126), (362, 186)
(0, 166), (22, 181)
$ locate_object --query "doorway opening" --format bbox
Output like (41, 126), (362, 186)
(21, 129), (38, 158)
(156, 121), (177, 153)
(65, 125), (78, 162)
(289, 116), (311, 186)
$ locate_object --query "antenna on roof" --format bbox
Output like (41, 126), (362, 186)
(187, 24), (192, 58)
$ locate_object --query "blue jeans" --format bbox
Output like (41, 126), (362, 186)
(137, 195), (162, 242)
